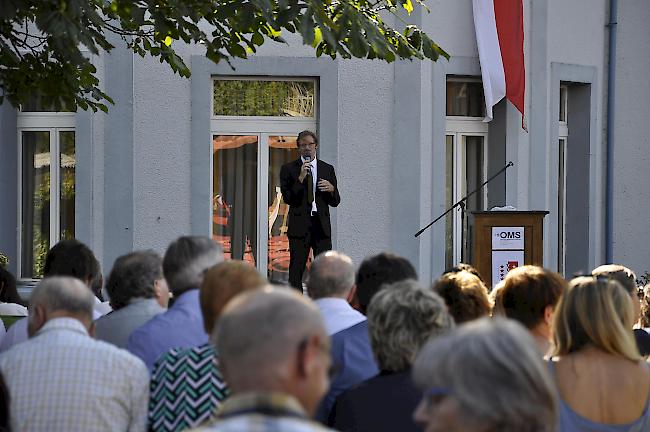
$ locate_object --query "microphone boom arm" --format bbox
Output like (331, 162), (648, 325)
(414, 161), (514, 238)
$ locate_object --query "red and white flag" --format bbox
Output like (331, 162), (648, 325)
(472, 0), (526, 127)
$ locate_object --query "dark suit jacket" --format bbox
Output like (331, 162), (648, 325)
(330, 369), (421, 432)
(279, 158), (341, 238)
(315, 321), (379, 424)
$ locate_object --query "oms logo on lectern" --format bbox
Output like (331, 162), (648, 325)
(496, 231), (522, 239)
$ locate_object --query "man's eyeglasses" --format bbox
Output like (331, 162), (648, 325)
(298, 142), (316, 148)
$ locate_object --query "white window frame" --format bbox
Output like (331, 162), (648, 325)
(558, 85), (569, 275)
(445, 119), (489, 265)
(210, 77), (318, 276)
(17, 111), (75, 280)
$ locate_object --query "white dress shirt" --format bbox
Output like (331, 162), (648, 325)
(314, 298), (366, 335)
(0, 317), (149, 432)
(0, 302), (28, 316)
(301, 156), (318, 214)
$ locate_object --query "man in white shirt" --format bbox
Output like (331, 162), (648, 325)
(0, 276), (149, 432)
(307, 251), (365, 335)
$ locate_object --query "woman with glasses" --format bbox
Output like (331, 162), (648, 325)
(549, 276), (650, 431)
(412, 318), (556, 432)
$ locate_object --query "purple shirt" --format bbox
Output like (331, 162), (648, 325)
(126, 290), (208, 371)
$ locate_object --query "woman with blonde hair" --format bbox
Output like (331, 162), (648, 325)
(550, 276), (650, 431)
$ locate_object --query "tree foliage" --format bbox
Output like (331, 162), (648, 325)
(0, 0), (448, 112)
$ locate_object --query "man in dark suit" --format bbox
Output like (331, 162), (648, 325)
(280, 131), (341, 290)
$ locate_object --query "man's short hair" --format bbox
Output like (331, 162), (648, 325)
(297, 130), (318, 145)
(200, 260), (266, 334)
(29, 276), (94, 320)
(215, 287), (324, 385)
(355, 253), (417, 314)
(592, 264), (637, 295)
(163, 236), (223, 295)
(44, 239), (99, 283)
(106, 250), (163, 310)
(432, 270), (491, 324)
(307, 251), (355, 299)
(367, 279), (454, 372)
(499, 266), (567, 329)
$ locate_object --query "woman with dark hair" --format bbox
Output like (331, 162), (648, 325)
(0, 267), (27, 315)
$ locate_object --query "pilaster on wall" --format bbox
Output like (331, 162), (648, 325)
(103, 43), (135, 272)
(528, 0), (551, 266)
(391, 6), (436, 282)
(0, 103), (18, 275)
(392, 57), (434, 283)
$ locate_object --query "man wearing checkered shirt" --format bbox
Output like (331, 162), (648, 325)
(0, 277), (149, 432)
(190, 288), (335, 432)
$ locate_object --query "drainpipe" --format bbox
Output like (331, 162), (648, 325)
(605, 0), (617, 263)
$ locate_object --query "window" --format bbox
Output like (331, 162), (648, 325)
(445, 78), (488, 269)
(213, 79), (315, 117)
(558, 85), (569, 274)
(211, 78), (317, 283)
(17, 101), (75, 279)
(446, 78), (486, 117)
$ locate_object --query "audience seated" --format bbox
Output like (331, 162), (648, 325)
(0, 277), (149, 431)
(307, 251), (365, 335)
(550, 276), (650, 430)
(7, 237), (650, 432)
(497, 265), (567, 355)
(149, 260), (265, 432)
(0, 239), (107, 353)
(315, 252), (417, 423)
(127, 236), (223, 371)
(331, 279), (454, 431)
(592, 264), (650, 356)
(191, 287), (335, 431)
(95, 250), (169, 348)
(413, 317), (557, 431)
(432, 270), (491, 323)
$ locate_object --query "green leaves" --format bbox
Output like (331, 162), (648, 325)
(0, 0), (448, 112)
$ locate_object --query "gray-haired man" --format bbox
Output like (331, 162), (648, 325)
(127, 236), (223, 371)
(307, 251), (365, 335)
(0, 277), (149, 431)
(95, 250), (170, 348)
(193, 287), (335, 431)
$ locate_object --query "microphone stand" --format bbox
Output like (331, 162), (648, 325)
(414, 161), (514, 238)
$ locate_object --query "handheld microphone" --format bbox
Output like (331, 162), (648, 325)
(304, 155), (313, 174)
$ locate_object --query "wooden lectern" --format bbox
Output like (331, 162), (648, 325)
(471, 211), (549, 288)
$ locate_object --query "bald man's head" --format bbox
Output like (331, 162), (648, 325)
(28, 276), (95, 337)
(307, 251), (355, 299)
(215, 287), (330, 415)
